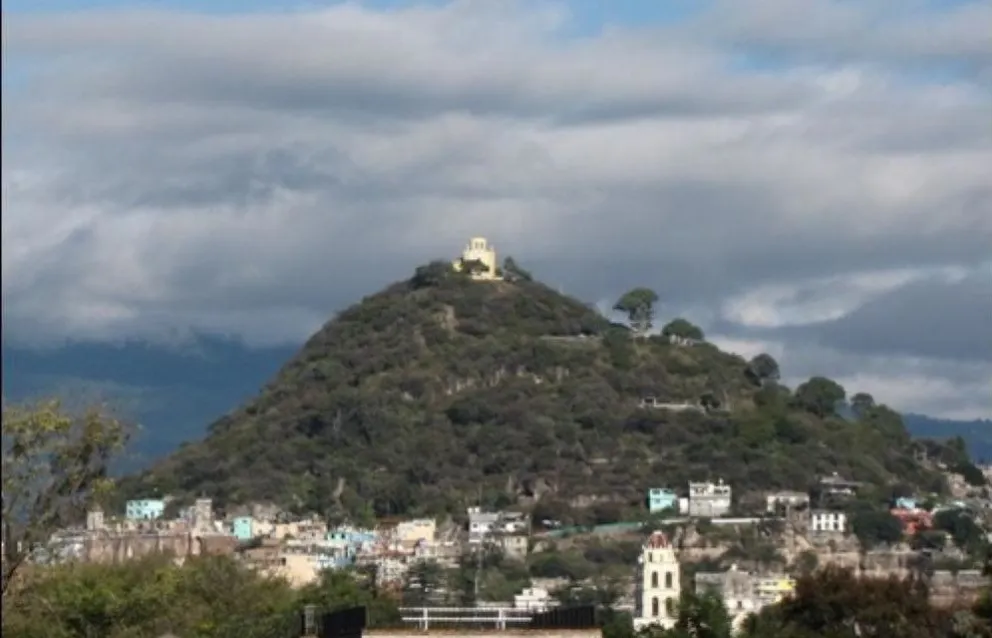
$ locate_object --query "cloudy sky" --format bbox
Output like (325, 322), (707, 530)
(2, 0), (991, 420)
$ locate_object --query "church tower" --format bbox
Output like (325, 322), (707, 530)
(633, 531), (681, 630)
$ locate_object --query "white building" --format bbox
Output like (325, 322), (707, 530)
(514, 587), (555, 612)
(467, 508), (528, 544)
(809, 510), (847, 533)
(688, 480), (732, 518)
(765, 491), (810, 513)
(453, 237), (502, 281)
(192, 498), (213, 532)
(633, 531), (681, 631)
(85, 508), (105, 532)
(467, 507), (500, 544)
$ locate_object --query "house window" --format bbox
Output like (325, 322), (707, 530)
(651, 597), (659, 617)
(665, 572), (673, 589)
(648, 552), (654, 562)
(651, 572), (659, 588)
(665, 598), (675, 616)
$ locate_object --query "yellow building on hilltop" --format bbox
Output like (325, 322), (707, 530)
(453, 236), (502, 281)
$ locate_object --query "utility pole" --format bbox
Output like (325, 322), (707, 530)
(473, 540), (481, 603)
(472, 489), (485, 606)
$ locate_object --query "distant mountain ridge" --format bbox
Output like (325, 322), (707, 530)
(1, 338), (292, 468)
(902, 414), (992, 463)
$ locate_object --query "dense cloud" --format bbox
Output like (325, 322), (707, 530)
(2, 0), (990, 417)
(790, 272), (992, 363)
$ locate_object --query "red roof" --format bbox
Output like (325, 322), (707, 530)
(644, 531), (671, 549)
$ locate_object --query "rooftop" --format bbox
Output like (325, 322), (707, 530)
(643, 531), (671, 549)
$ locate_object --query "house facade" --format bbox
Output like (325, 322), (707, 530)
(233, 516), (253, 541)
(648, 488), (678, 514)
(687, 480), (732, 518)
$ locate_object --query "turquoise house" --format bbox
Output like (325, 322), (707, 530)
(233, 516), (254, 541)
(125, 499), (165, 520)
(895, 497), (918, 511)
(647, 488), (678, 513)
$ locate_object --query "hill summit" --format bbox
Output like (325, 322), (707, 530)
(126, 254), (952, 522)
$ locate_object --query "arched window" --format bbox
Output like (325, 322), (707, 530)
(651, 597), (659, 617)
(665, 597), (675, 616)
(648, 552), (654, 562)
(651, 571), (659, 588)
(665, 571), (673, 589)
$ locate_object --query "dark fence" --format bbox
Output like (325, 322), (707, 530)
(322, 606), (367, 638)
(528, 605), (598, 630)
(296, 606), (367, 638)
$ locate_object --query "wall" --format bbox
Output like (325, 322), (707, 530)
(125, 499), (166, 520)
(83, 532), (237, 564)
(366, 631), (600, 638)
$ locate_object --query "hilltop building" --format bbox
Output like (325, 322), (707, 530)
(453, 237), (502, 281)
(633, 531), (680, 631)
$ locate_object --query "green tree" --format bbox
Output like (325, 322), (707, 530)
(850, 392), (876, 418)
(411, 260), (457, 288)
(850, 508), (904, 550)
(402, 559), (447, 606)
(502, 256), (533, 282)
(792, 377), (846, 418)
(2, 554), (301, 638)
(859, 404), (911, 443)
(297, 568), (401, 627)
(742, 566), (961, 638)
(792, 550), (819, 576)
(699, 392), (721, 411)
(614, 287), (659, 335)
(670, 589), (734, 638)
(2, 400), (132, 600)
(933, 509), (986, 554)
(661, 318), (704, 341)
(746, 354), (780, 386)
(952, 462), (987, 488)
(459, 258), (488, 277)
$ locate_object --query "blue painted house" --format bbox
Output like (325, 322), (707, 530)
(232, 516), (254, 541)
(895, 497), (918, 511)
(647, 488), (678, 514)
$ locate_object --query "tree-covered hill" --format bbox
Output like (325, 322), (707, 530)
(121, 260), (961, 520)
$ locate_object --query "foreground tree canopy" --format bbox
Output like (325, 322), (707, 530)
(2, 400), (132, 598)
(2, 554), (400, 638)
(4, 558), (989, 638)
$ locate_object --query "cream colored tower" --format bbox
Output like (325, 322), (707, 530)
(633, 531), (681, 630)
(453, 237), (501, 280)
